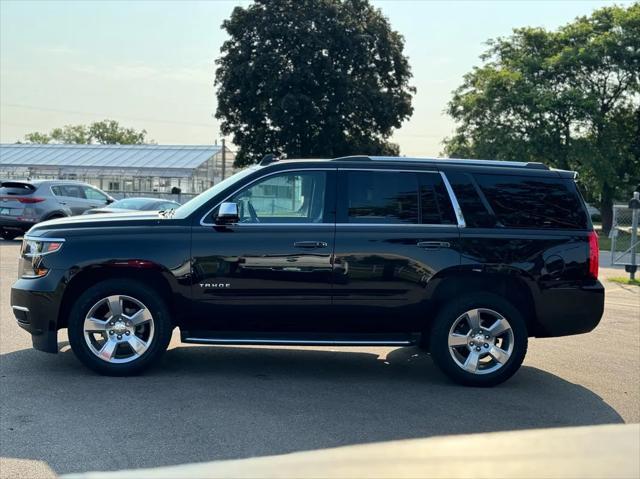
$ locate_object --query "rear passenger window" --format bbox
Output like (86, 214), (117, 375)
(474, 174), (588, 229)
(346, 171), (418, 224)
(446, 172), (496, 228)
(419, 174), (457, 225)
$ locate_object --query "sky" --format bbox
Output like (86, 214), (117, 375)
(0, 0), (634, 157)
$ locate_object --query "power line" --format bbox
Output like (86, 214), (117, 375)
(1, 103), (217, 128)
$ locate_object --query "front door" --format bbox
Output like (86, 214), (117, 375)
(190, 168), (336, 332)
(332, 168), (462, 333)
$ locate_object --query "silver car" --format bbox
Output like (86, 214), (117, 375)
(0, 180), (114, 240)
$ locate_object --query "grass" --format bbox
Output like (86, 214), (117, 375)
(608, 276), (640, 286)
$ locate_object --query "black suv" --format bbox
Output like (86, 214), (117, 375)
(11, 156), (604, 386)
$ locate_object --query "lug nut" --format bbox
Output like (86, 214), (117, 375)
(476, 347), (481, 352)
(117, 335), (122, 340)
(484, 343), (489, 348)
(125, 331), (130, 336)
(469, 341), (474, 346)
(485, 335), (490, 339)
(109, 330), (114, 335)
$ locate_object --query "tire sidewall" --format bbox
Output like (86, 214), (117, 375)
(68, 279), (172, 376)
(429, 293), (528, 387)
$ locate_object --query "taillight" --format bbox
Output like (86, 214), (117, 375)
(588, 230), (599, 279)
(0, 195), (46, 203)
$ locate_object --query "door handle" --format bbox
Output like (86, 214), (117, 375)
(58, 201), (67, 205)
(417, 241), (450, 249)
(294, 241), (328, 249)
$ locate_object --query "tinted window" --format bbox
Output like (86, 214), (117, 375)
(230, 171), (326, 223)
(446, 172), (496, 228)
(475, 174), (588, 229)
(419, 173), (456, 225)
(346, 171), (418, 224)
(56, 185), (86, 198)
(0, 182), (35, 196)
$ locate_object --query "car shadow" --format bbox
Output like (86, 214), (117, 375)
(0, 344), (624, 475)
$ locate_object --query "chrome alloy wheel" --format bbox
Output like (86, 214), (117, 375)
(83, 295), (155, 364)
(447, 308), (514, 375)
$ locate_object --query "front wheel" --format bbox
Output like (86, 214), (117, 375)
(429, 293), (528, 387)
(68, 279), (173, 376)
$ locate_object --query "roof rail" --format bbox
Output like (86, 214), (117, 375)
(260, 153), (279, 166)
(332, 156), (549, 170)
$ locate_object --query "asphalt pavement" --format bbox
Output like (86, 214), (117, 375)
(1, 239), (638, 478)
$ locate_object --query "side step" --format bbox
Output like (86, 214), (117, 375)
(180, 331), (419, 347)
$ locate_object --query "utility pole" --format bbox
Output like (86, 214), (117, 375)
(221, 138), (226, 180)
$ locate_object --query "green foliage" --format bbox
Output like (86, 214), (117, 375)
(443, 4), (640, 232)
(215, 0), (415, 166)
(24, 120), (150, 145)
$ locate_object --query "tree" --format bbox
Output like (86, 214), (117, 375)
(24, 120), (150, 145)
(215, 0), (415, 166)
(443, 4), (640, 233)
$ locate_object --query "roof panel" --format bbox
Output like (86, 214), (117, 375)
(0, 144), (223, 171)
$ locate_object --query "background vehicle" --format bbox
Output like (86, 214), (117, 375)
(83, 197), (181, 215)
(10, 156), (604, 386)
(0, 180), (114, 240)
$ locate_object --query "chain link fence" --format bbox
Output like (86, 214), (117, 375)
(610, 205), (640, 265)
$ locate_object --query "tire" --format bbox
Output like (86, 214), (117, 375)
(67, 279), (173, 376)
(1, 229), (20, 241)
(429, 293), (528, 387)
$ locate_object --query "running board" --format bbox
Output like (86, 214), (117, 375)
(180, 331), (418, 347)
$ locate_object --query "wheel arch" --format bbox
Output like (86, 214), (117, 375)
(58, 264), (180, 330)
(424, 271), (540, 341)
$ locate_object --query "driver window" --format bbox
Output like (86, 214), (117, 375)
(230, 171), (326, 223)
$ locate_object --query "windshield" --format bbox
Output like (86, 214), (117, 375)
(172, 166), (259, 219)
(110, 198), (155, 210)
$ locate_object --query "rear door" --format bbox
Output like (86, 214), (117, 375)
(51, 184), (87, 215)
(331, 168), (462, 332)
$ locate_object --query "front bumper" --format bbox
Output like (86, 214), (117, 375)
(535, 281), (605, 337)
(11, 272), (65, 353)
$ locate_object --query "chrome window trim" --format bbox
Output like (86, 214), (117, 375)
(199, 167), (467, 228)
(439, 172), (466, 228)
(12, 305), (30, 313)
(199, 168), (336, 226)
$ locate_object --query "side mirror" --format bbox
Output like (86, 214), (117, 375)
(215, 202), (239, 225)
(106, 197), (115, 205)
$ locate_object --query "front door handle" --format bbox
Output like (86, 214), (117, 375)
(417, 241), (450, 249)
(294, 241), (328, 249)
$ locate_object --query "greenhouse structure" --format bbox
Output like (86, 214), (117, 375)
(0, 143), (235, 197)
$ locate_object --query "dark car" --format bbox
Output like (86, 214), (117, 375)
(0, 180), (114, 240)
(10, 156), (604, 386)
(83, 197), (181, 215)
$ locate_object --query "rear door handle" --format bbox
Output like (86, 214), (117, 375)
(294, 241), (328, 249)
(417, 241), (450, 249)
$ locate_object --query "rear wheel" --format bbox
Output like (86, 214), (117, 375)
(67, 279), (173, 376)
(429, 293), (528, 387)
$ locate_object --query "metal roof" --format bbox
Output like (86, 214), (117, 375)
(0, 144), (223, 172)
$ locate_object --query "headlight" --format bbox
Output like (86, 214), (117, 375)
(22, 239), (64, 257)
(20, 237), (65, 278)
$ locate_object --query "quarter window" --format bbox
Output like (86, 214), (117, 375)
(229, 171), (327, 223)
(474, 174), (588, 229)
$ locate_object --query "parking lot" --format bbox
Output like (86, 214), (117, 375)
(1, 239), (638, 478)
